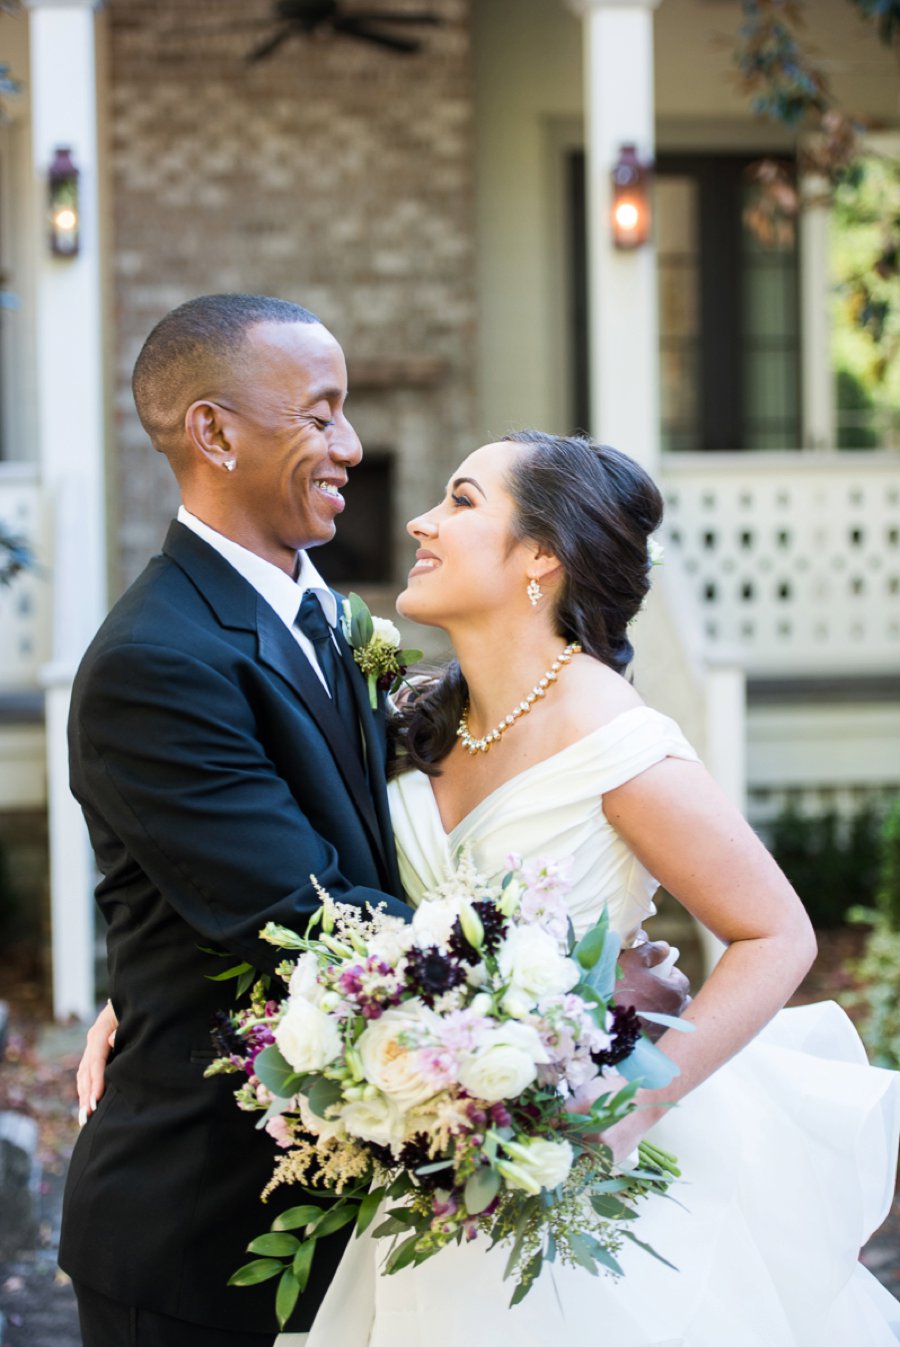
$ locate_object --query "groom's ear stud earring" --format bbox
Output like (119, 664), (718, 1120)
(527, 577), (542, 607)
(223, 459), (236, 473)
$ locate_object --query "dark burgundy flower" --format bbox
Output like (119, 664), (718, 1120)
(592, 1003), (642, 1068)
(209, 1010), (245, 1058)
(405, 945), (467, 1006)
(448, 900), (508, 964)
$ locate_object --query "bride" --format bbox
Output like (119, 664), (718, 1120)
(78, 429), (900, 1345)
(307, 430), (900, 1347)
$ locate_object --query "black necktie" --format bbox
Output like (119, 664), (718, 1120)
(295, 591), (357, 737)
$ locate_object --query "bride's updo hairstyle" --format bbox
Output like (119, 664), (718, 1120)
(390, 430), (664, 777)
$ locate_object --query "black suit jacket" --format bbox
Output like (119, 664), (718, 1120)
(58, 522), (409, 1334)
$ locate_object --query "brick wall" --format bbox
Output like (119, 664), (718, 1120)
(106, 0), (476, 591)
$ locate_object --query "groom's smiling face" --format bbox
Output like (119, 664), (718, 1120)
(212, 320), (362, 574)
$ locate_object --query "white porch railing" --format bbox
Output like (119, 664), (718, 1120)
(0, 464), (50, 691)
(661, 452), (900, 678)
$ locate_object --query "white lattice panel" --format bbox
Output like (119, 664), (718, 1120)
(662, 453), (900, 676)
(0, 467), (50, 692)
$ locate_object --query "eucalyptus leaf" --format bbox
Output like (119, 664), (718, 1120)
(622, 1228), (679, 1270)
(637, 1010), (695, 1033)
(590, 1194), (637, 1221)
(253, 1045), (303, 1099)
(255, 1096), (292, 1130)
(584, 928), (621, 1000)
(573, 914), (608, 970)
(508, 1250), (542, 1306)
(276, 1269), (301, 1330)
(567, 1233), (600, 1275)
(307, 1075), (344, 1119)
(414, 1159), (453, 1176)
(590, 1243), (624, 1276)
(616, 1035), (682, 1088)
(464, 1166), (501, 1215)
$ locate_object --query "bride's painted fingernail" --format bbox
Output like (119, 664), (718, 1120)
(78, 1106), (88, 1128)
(90, 1095), (97, 1112)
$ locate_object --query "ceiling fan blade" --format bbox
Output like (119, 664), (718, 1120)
(246, 24), (295, 62)
(335, 21), (422, 53)
(336, 10), (442, 23)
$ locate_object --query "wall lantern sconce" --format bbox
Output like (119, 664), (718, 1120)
(611, 143), (652, 250)
(48, 147), (80, 257)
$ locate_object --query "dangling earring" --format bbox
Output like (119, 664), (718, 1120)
(223, 459), (236, 473)
(526, 577), (542, 607)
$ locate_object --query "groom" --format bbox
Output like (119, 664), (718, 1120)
(59, 295), (413, 1346)
(62, 293), (689, 1347)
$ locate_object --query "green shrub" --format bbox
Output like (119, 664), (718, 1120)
(768, 799), (882, 927)
(844, 798), (900, 1069)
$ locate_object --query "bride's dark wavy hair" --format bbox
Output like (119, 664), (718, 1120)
(389, 430), (664, 778)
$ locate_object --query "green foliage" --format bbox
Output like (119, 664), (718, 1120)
(835, 369), (880, 448)
(843, 798), (900, 1068)
(735, 2), (900, 377)
(875, 796), (900, 929)
(768, 799), (883, 927)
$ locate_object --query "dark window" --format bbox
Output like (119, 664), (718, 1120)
(314, 451), (393, 585)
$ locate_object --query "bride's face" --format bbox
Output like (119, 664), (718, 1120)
(397, 441), (538, 630)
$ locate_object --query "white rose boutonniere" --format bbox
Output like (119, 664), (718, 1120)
(340, 592), (423, 710)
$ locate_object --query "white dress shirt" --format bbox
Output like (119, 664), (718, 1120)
(177, 505), (338, 696)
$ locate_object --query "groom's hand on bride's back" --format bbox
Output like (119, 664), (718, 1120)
(616, 935), (691, 1042)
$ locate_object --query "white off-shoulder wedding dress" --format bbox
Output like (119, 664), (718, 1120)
(303, 706), (900, 1347)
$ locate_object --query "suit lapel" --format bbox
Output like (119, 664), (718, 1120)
(162, 522), (386, 870)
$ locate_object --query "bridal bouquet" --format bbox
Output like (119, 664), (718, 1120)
(207, 852), (685, 1328)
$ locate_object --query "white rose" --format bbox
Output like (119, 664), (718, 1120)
(356, 1002), (443, 1110)
(411, 897), (460, 950)
(498, 925), (579, 1001)
(457, 1022), (548, 1103)
(289, 951), (325, 1005)
(274, 996), (342, 1074)
(498, 1138), (574, 1195)
(342, 1092), (408, 1151)
(372, 615), (402, 647)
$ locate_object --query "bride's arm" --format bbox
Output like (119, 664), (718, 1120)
(598, 756), (817, 1160)
(76, 1001), (117, 1123)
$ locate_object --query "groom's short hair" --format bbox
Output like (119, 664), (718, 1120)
(132, 293), (321, 448)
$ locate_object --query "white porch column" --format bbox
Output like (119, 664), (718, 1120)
(799, 174), (834, 451)
(567, 0), (662, 474)
(26, 0), (106, 1021)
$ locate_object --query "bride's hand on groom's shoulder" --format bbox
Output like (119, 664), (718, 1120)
(76, 1000), (117, 1126)
(616, 935), (691, 1042)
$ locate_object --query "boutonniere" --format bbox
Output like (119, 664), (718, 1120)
(340, 593), (423, 710)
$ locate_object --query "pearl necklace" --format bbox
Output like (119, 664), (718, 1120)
(456, 642), (583, 755)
